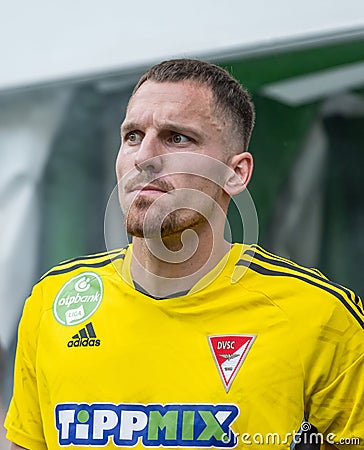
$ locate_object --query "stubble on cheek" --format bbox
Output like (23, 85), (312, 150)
(120, 174), (223, 238)
(124, 196), (153, 237)
(124, 195), (207, 238)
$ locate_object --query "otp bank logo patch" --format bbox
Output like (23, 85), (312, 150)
(55, 403), (239, 447)
(53, 272), (103, 326)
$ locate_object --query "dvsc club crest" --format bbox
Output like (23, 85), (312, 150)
(53, 272), (103, 326)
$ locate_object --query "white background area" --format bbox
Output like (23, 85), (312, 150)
(1, 0), (364, 91)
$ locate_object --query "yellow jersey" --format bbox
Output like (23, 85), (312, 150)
(5, 244), (364, 449)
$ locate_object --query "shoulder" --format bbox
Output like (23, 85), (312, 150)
(232, 244), (364, 330)
(40, 247), (127, 282)
(15, 247), (128, 348)
(25, 247), (128, 315)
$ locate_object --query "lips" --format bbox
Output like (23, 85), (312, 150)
(141, 184), (166, 193)
(129, 183), (171, 194)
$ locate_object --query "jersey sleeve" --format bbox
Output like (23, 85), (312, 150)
(304, 293), (364, 449)
(4, 282), (47, 450)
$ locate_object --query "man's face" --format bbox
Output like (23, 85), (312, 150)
(116, 80), (232, 238)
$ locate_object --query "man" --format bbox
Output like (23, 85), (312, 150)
(5, 59), (364, 449)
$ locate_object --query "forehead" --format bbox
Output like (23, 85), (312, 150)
(125, 80), (217, 125)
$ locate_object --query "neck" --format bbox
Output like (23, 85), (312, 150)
(130, 220), (230, 298)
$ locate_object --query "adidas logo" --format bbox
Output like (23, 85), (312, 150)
(67, 322), (101, 348)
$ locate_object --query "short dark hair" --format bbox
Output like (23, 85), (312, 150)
(132, 58), (255, 153)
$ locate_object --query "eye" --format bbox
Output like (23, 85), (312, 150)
(171, 134), (189, 144)
(125, 131), (142, 144)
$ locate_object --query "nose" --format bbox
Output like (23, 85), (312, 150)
(134, 133), (163, 174)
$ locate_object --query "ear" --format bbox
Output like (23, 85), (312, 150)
(224, 152), (253, 196)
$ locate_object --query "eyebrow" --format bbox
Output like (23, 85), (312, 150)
(120, 120), (204, 139)
(120, 121), (139, 135)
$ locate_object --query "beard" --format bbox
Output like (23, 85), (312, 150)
(122, 181), (222, 238)
(125, 194), (208, 238)
(119, 171), (222, 239)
